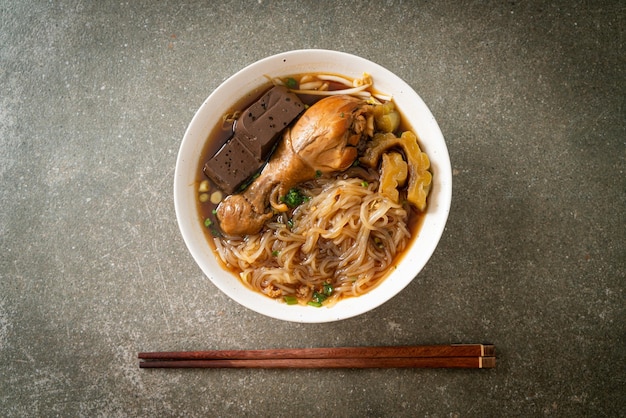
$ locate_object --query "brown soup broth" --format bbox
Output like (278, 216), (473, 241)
(195, 74), (429, 292)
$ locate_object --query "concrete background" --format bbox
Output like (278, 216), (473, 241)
(1, 1), (624, 416)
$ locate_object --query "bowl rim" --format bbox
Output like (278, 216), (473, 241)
(174, 49), (452, 323)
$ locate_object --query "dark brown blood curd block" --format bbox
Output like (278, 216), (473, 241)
(203, 135), (262, 194)
(203, 86), (304, 194)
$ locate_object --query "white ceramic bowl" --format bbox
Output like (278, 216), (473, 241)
(174, 49), (451, 323)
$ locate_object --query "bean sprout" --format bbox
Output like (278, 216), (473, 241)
(299, 81), (323, 90)
(266, 73), (392, 101)
(316, 74), (354, 87)
(372, 92), (392, 102)
(290, 83), (373, 96)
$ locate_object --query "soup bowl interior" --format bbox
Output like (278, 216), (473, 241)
(174, 49), (451, 323)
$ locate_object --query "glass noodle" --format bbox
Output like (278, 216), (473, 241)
(214, 168), (412, 306)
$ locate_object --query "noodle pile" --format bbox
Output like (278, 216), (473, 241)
(213, 168), (412, 305)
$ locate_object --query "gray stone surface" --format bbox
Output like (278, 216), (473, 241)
(1, 1), (624, 416)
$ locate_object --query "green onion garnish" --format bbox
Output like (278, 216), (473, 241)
(311, 291), (327, 304)
(284, 295), (298, 305)
(322, 283), (333, 296)
(280, 188), (310, 208)
(285, 77), (297, 89)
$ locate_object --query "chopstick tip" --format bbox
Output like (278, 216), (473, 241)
(481, 356), (496, 369)
(482, 344), (496, 357)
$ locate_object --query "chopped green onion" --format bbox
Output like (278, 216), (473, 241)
(315, 170), (322, 178)
(285, 77), (297, 89)
(204, 218), (212, 227)
(211, 209), (217, 215)
(312, 291), (327, 304)
(307, 301), (322, 307)
(361, 181), (369, 188)
(322, 283), (333, 296)
(272, 250), (280, 257)
(280, 188), (310, 208)
(284, 295), (298, 305)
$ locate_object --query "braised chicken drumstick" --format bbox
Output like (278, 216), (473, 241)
(217, 94), (373, 236)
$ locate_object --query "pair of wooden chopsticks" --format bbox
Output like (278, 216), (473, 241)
(138, 344), (495, 369)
